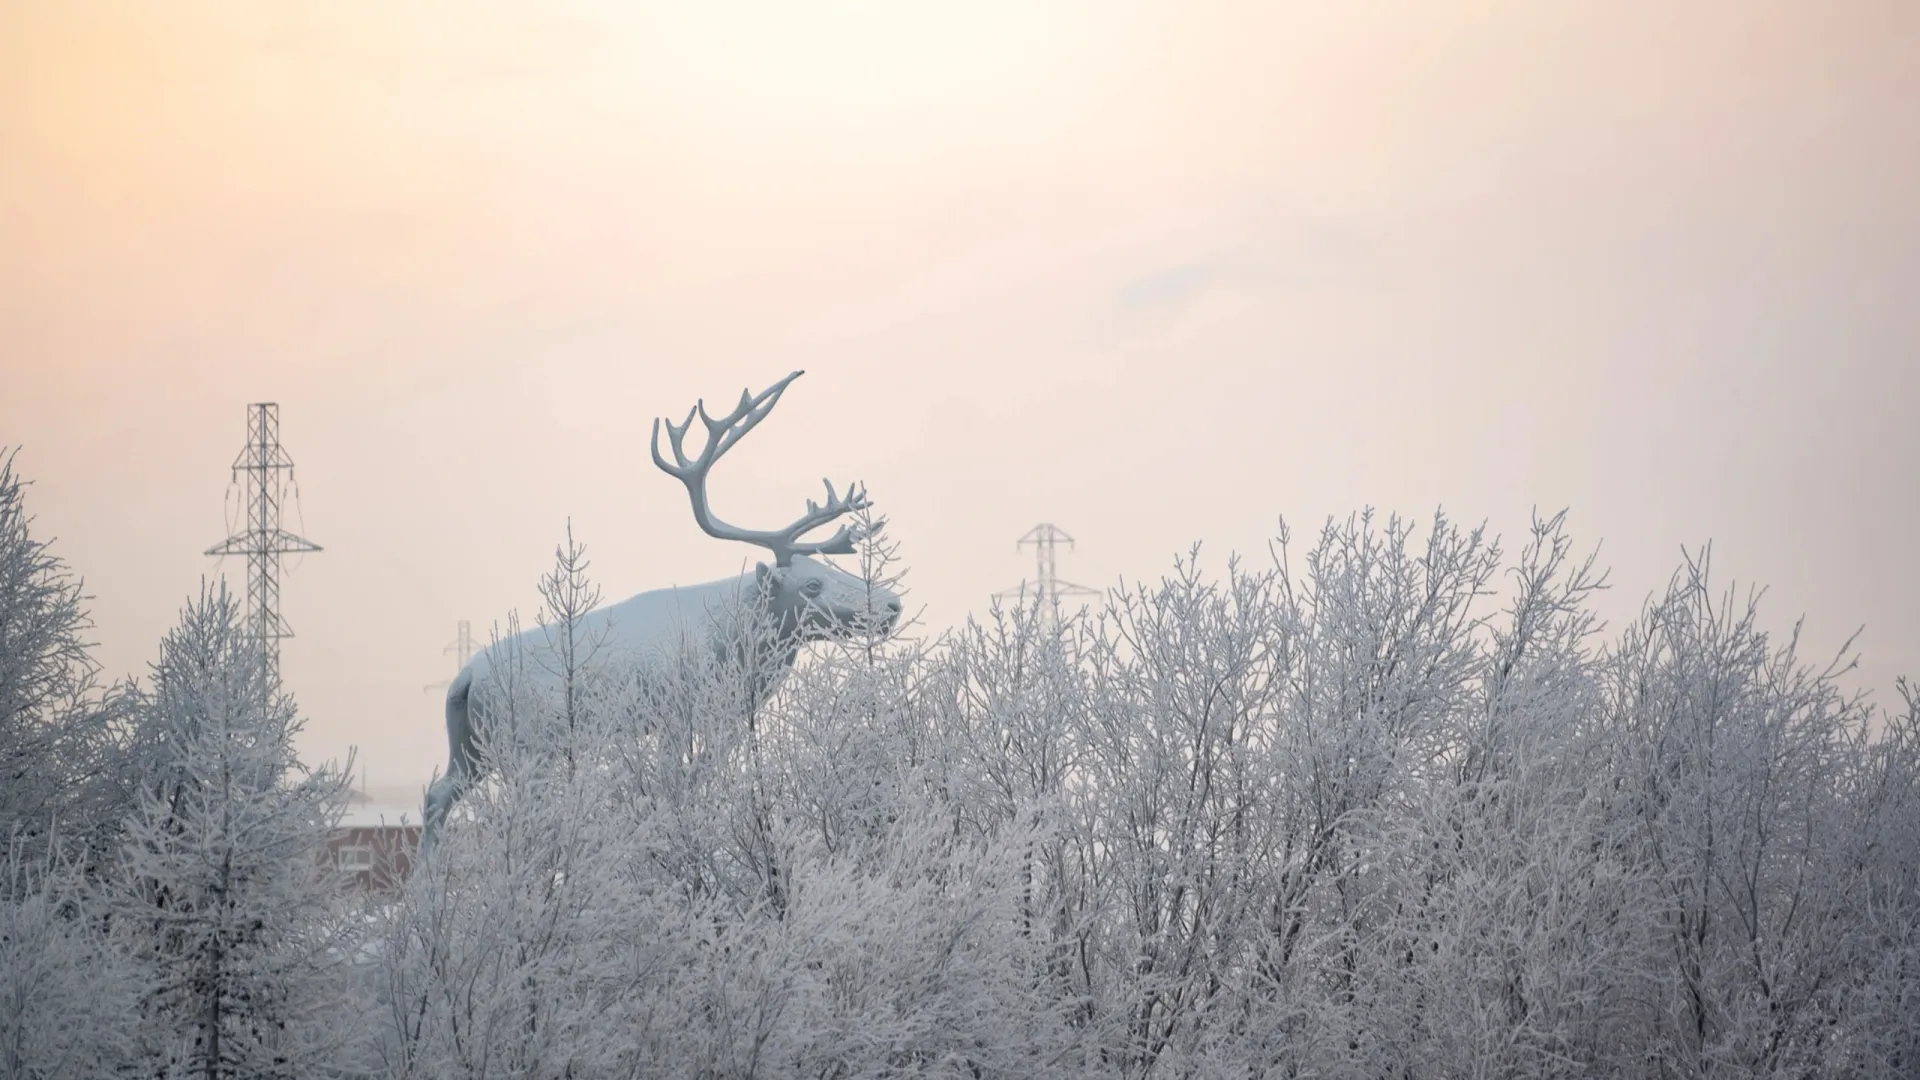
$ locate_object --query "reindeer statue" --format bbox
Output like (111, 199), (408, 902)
(419, 371), (901, 857)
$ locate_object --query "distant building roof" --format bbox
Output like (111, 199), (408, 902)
(336, 805), (419, 830)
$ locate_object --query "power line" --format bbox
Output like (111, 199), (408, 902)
(205, 403), (321, 689)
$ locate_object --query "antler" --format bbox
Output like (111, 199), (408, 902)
(650, 370), (884, 567)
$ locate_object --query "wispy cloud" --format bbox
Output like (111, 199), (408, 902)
(1110, 216), (1372, 315)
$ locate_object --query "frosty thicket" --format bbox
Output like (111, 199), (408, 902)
(2, 442), (1917, 1078)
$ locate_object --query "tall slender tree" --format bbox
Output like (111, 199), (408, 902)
(0, 448), (132, 867)
(111, 580), (361, 1080)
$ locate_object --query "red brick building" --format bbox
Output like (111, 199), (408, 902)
(326, 803), (421, 894)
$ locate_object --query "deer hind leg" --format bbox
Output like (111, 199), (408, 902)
(421, 667), (479, 859)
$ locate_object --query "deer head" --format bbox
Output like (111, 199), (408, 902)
(651, 371), (901, 639)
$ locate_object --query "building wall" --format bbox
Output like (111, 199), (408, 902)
(324, 824), (421, 894)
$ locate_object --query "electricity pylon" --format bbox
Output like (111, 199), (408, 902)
(995, 523), (1100, 626)
(205, 403), (320, 689)
(424, 619), (479, 694)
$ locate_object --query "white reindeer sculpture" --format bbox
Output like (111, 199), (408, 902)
(419, 370), (901, 857)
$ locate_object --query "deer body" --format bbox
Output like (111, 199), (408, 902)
(457, 565), (809, 693)
(420, 370), (899, 857)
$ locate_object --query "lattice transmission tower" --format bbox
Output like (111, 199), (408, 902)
(995, 523), (1100, 625)
(424, 620), (479, 694)
(206, 403), (321, 688)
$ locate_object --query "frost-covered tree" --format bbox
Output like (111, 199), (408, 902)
(1825, 677), (1920, 1076)
(370, 505), (1919, 1079)
(1338, 513), (1649, 1079)
(379, 526), (1089, 1079)
(1599, 549), (1879, 1077)
(0, 448), (134, 866)
(0, 834), (141, 1078)
(379, 528), (680, 1078)
(110, 580), (362, 1080)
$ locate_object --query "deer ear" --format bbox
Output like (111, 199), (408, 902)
(755, 562), (772, 588)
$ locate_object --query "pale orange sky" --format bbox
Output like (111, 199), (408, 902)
(3, 1), (1916, 795)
